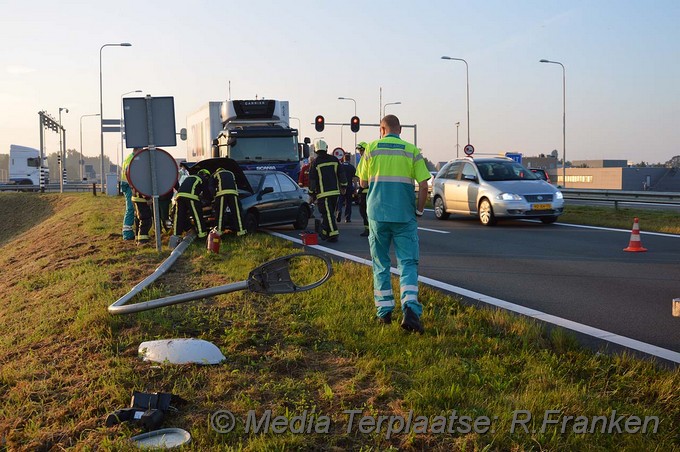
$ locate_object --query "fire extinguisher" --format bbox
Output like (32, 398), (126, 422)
(207, 229), (221, 254)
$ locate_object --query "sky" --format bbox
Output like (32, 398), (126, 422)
(1, 0), (679, 169)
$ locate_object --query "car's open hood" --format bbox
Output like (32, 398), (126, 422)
(188, 157), (253, 193)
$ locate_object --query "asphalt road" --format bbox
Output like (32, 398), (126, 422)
(268, 205), (680, 363)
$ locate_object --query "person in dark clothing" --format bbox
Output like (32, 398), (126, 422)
(356, 142), (370, 236)
(308, 139), (347, 242)
(335, 153), (356, 223)
(211, 167), (245, 236)
(173, 169), (212, 239)
(132, 189), (152, 244)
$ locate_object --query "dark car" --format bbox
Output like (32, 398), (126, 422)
(182, 159), (312, 234)
(529, 168), (551, 184)
(241, 170), (313, 233)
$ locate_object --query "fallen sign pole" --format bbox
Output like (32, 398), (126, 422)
(108, 252), (333, 315)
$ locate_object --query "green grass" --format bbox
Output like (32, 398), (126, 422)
(0, 193), (678, 450)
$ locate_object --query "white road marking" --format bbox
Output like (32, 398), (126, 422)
(268, 230), (680, 364)
(417, 227), (450, 234)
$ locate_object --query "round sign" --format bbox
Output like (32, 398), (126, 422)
(127, 148), (179, 197)
(332, 147), (345, 160)
(463, 144), (475, 156)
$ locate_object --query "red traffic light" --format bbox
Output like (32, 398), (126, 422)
(315, 115), (325, 132)
(350, 116), (360, 133)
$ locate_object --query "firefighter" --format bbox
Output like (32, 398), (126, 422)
(358, 115), (431, 333)
(131, 188), (152, 244)
(212, 167), (245, 236)
(173, 168), (212, 239)
(308, 139), (347, 242)
(335, 152), (356, 223)
(355, 142), (370, 237)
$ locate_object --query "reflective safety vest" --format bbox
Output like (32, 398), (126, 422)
(175, 175), (205, 202)
(121, 152), (135, 184)
(358, 134), (431, 222)
(213, 168), (238, 197)
(308, 152), (347, 199)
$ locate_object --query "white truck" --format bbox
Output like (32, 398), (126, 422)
(186, 99), (309, 180)
(8, 144), (49, 189)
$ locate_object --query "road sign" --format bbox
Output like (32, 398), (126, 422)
(123, 96), (177, 148)
(464, 144), (475, 156)
(127, 148), (178, 197)
(332, 147), (345, 160)
(505, 152), (522, 164)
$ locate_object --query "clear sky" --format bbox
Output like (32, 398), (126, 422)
(1, 0), (679, 167)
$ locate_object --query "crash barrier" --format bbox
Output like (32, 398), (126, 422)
(108, 238), (333, 315)
(0, 183), (100, 193)
(561, 188), (680, 209)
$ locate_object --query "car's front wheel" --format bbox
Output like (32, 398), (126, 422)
(478, 198), (497, 226)
(245, 211), (258, 234)
(433, 196), (449, 220)
(293, 205), (310, 230)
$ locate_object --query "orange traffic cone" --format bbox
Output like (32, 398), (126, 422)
(623, 217), (647, 252)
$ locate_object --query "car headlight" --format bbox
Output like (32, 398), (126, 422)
(496, 192), (523, 201)
(555, 191), (564, 200)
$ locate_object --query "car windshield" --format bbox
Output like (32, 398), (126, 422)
(476, 161), (539, 181)
(245, 173), (263, 191)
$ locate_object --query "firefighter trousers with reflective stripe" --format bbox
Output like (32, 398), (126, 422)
(133, 198), (152, 242)
(367, 218), (422, 318)
(215, 194), (245, 235)
(121, 182), (135, 240)
(317, 195), (339, 238)
(173, 196), (207, 238)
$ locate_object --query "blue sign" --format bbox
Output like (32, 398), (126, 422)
(505, 152), (522, 164)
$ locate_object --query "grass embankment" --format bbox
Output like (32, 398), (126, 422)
(0, 193), (678, 450)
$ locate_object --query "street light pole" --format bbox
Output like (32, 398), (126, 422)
(338, 96), (357, 149)
(58, 107), (68, 192)
(80, 113), (100, 181)
(441, 56), (470, 146)
(100, 42), (132, 193)
(382, 101), (401, 118)
(540, 59), (566, 187)
(455, 121), (460, 158)
(120, 89), (142, 182)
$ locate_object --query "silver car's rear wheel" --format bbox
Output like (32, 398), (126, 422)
(433, 196), (449, 220)
(478, 199), (496, 226)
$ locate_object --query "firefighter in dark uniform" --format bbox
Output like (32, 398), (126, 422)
(212, 167), (245, 236)
(132, 189), (152, 244)
(308, 139), (347, 242)
(173, 168), (212, 238)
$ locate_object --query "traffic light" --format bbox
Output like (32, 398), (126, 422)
(350, 116), (360, 133)
(315, 115), (325, 132)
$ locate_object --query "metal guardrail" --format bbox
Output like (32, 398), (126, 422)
(0, 183), (103, 193)
(561, 188), (680, 209)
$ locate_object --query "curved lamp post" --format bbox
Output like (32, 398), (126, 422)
(441, 56), (470, 146)
(382, 101), (401, 118)
(540, 59), (566, 187)
(99, 42), (132, 193)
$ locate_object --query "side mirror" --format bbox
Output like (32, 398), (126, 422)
(179, 128), (187, 141)
(258, 186), (275, 199)
(463, 174), (477, 182)
(227, 137), (237, 147)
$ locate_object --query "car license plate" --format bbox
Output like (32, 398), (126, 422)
(533, 203), (552, 210)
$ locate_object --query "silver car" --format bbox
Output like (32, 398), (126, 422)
(431, 157), (564, 226)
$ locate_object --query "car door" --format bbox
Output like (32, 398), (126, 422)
(451, 162), (479, 213)
(258, 173), (283, 224)
(276, 173), (303, 219)
(442, 162), (463, 212)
